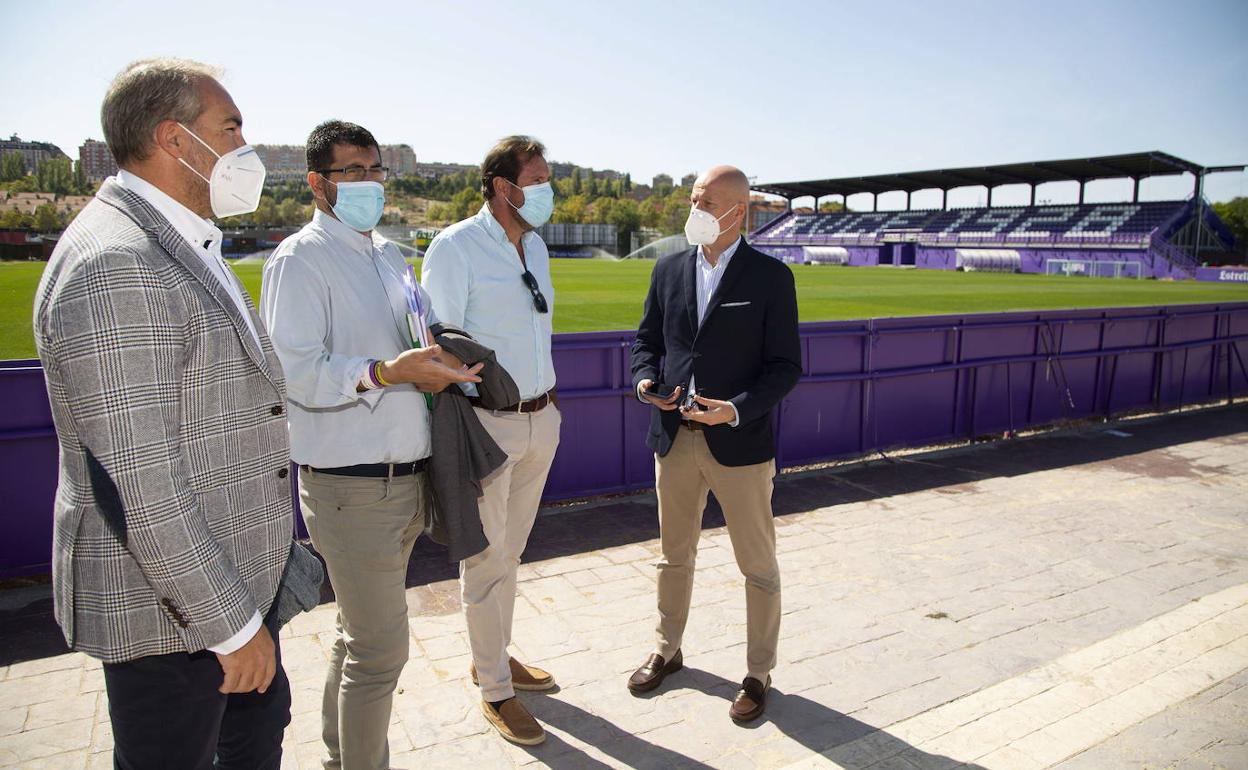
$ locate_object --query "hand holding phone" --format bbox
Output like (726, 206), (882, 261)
(640, 380), (683, 411)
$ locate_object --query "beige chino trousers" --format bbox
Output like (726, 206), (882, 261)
(654, 426), (781, 682)
(461, 405), (561, 701)
(299, 469), (427, 770)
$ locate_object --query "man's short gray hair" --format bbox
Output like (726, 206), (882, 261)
(101, 58), (223, 167)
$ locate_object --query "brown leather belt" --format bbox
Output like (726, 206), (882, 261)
(470, 389), (558, 414)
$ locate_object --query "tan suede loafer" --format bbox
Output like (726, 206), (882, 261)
(471, 657), (556, 691)
(482, 698), (545, 746)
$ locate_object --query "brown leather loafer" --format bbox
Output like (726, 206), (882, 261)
(471, 657), (556, 691)
(627, 649), (683, 693)
(482, 698), (545, 746)
(730, 675), (770, 722)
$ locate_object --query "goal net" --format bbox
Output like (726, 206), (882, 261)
(1044, 259), (1143, 279)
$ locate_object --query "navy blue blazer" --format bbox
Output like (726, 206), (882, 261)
(630, 240), (802, 466)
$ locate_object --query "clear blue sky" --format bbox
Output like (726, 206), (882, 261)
(3, 0), (1246, 208)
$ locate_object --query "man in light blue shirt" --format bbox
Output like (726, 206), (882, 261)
(422, 136), (560, 747)
(262, 120), (480, 770)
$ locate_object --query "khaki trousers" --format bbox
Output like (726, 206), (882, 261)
(654, 427), (781, 681)
(299, 469), (427, 770)
(461, 405), (561, 701)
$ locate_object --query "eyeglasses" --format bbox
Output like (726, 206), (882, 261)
(520, 270), (549, 314)
(316, 164), (390, 182)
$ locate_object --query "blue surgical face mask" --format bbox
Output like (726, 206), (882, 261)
(326, 179), (385, 232)
(506, 180), (554, 228)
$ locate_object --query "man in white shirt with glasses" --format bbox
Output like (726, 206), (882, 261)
(421, 135), (560, 747)
(261, 120), (482, 770)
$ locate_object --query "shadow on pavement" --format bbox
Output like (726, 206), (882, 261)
(2, 404), (1244, 666)
(521, 696), (714, 769)
(521, 666), (984, 769)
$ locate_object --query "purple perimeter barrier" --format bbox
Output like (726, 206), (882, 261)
(3, 302), (1247, 578)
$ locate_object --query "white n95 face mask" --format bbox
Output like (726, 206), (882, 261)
(684, 204), (738, 246)
(176, 123), (267, 218)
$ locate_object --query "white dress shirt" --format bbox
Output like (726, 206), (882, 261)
(421, 204), (556, 400)
(261, 209), (437, 467)
(638, 238), (741, 426)
(114, 170), (261, 655)
(115, 170), (260, 346)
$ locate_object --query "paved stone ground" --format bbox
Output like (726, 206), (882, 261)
(1, 404), (1245, 769)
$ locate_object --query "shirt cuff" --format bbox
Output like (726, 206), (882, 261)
(636, 381), (649, 403)
(727, 401), (741, 427)
(351, 358), (387, 406)
(351, 357), (375, 392)
(207, 611), (262, 655)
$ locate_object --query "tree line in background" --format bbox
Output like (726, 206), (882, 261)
(3, 148), (1246, 258)
(1, 153), (92, 196)
(219, 182), (316, 228)
(1211, 199), (1248, 255)
(0, 152), (96, 230)
(418, 166), (701, 252)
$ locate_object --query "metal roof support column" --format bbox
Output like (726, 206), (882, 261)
(871, 193), (877, 212)
(1194, 172), (1206, 261)
(1078, 180), (1085, 204)
(987, 185), (994, 207)
(941, 189), (947, 210)
(1132, 178), (1140, 203)
(905, 190), (912, 211)
(1029, 184), (1035, 206)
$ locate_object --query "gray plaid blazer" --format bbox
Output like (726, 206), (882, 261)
(33, 179), (294, 663)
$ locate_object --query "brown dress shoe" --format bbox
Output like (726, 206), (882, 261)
(730, 675), (770, 722)
(627, 649), (683, 693)
(482, 698), (545, 746)
(471, 657), (556, 691)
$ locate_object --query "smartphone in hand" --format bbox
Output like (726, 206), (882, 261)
(651, 382), (680, 400)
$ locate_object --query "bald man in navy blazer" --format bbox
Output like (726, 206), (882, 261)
(627, 165), (801, 722)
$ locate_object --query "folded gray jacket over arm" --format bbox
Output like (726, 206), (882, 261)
(424, 324), (517, 562)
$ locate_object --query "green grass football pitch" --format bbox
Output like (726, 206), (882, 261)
(3, 258), (1246, 360)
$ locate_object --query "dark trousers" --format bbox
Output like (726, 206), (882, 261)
(102, 620), (291, 770)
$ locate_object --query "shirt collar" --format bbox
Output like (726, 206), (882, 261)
(697, 236), (742, 270)
(116, 169), (221, 251)
(312, 207), (381, 253)
(476, 202), (536, 250)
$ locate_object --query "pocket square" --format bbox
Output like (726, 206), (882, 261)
(721, 301), (751, 308)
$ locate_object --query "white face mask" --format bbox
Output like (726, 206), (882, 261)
(175, 123), (267, 218)
(684, 203), (739, 246)
(506, 180), (555, 228)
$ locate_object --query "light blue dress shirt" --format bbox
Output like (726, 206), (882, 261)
(261, 209), (436, 467)
(421, 204), (556, 401)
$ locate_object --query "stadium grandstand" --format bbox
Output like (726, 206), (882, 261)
(750, 151), (1244, 279)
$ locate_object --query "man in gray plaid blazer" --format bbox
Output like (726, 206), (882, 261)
(33, 59), (296, 770)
